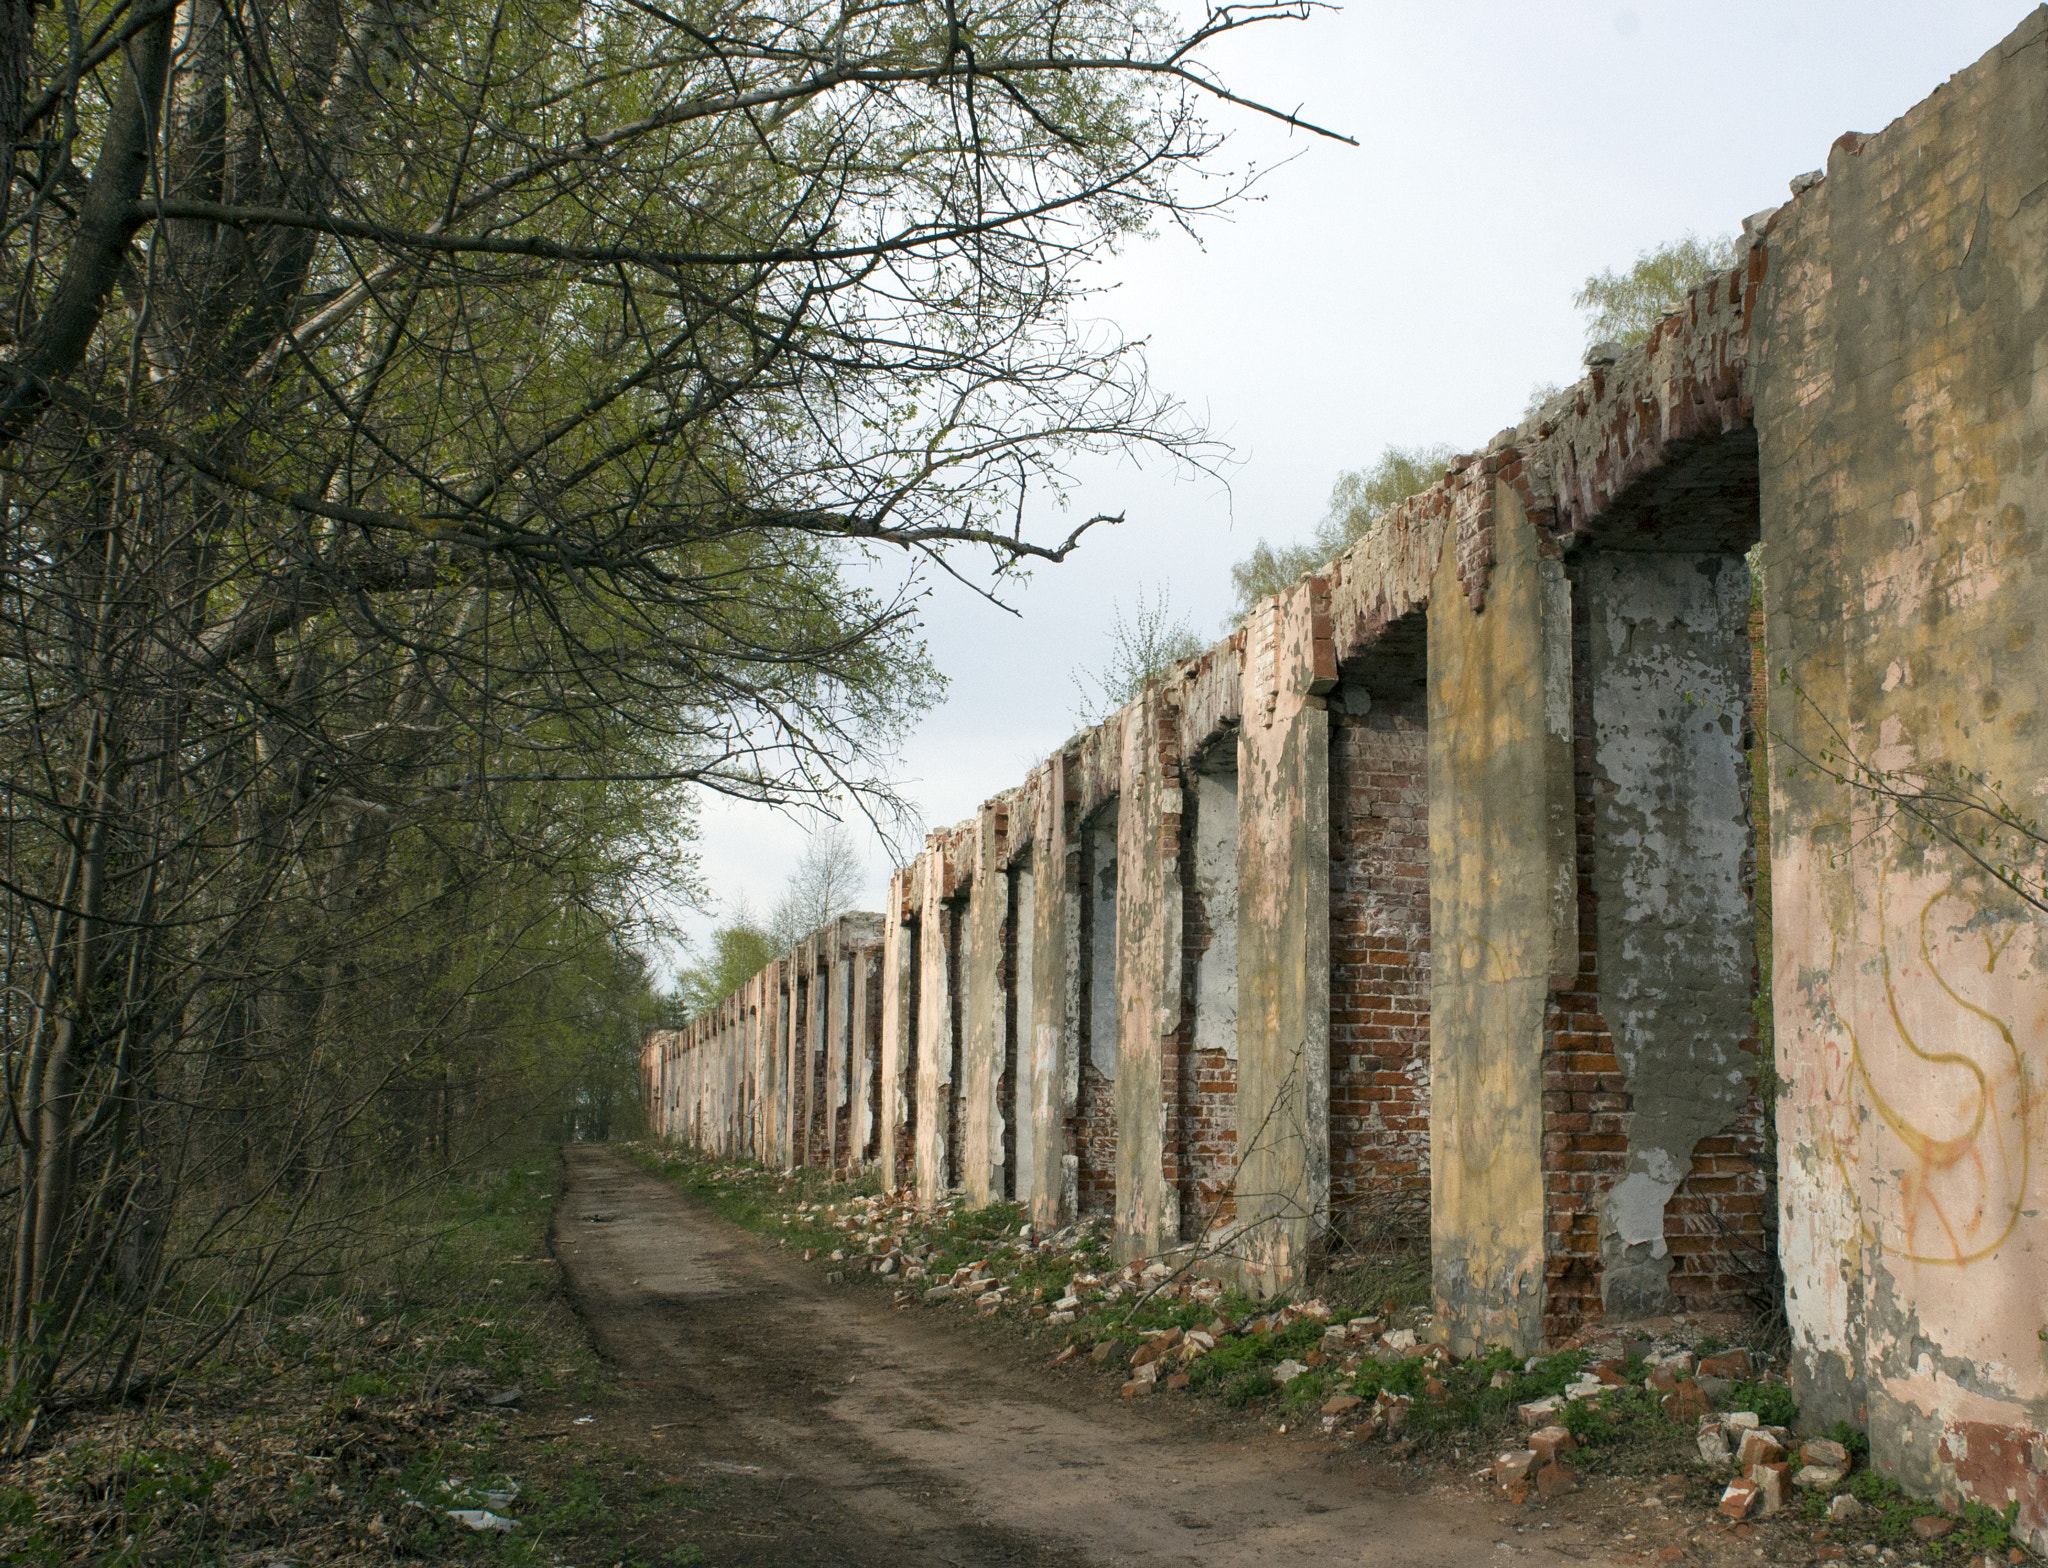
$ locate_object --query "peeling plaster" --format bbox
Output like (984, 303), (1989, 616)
(1192, 766), (1241, 1061)
(1585, 550), (1757, 1319)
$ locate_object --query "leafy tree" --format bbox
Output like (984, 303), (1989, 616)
(0, 0), (1341, 1436)
(768, 825), (870, 952)
(674, 915), (782, 1021)
(1071, 584), (1207, 724)
(1573, 232), (1738, 346)
(1228, 445), (1454, 619)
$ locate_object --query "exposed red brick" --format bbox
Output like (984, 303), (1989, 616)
(1329, 696), (1431, 1248)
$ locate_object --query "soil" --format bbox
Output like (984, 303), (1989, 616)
(543, 1147), (1817, 1568)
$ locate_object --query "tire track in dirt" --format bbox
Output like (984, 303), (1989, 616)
(550, 1147), (1614, 1567)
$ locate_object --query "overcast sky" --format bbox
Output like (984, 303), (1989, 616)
(661, 0), (2033, 979)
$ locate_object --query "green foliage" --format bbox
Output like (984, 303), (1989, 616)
(1573, 232), (1739, 346)
(673, 922), (781, 1018)
(1280, 1367), (1336, 1409)
(1728, 1379), (1799, 1428)
(1185, 1317), (1327, 1406)
(0, 1487), (57, 1568)
(8, 0), (1325, 1431)
(1958, 1498), (2022, 1553)
(1841, 1471), (1952, 1545)
(1346, 1354), (1431, 1403)
(1071, 585), (1209, 725)
(1229, 445), (1455, 619)
(526, 1462), (615, 1533)
(1824, 1418), (1871, 1459)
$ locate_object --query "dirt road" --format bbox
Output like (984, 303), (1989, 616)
(550, 1146), (1630, 1568)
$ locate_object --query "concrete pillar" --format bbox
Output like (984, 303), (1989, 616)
(722, 999), (735, 1156)
(807, 935), (829, 1167)
(1113, 685), (1184, 1260)
(716, 1002), (730, 1155)
(749, 968), (770, 1159)
(1072, 793), (1119, 1217)
(826, 914), (883, 1174)
(1427, 481), (1576, 1355)
(879, 869), (917, 1191)
(781, 963), (800, 1170)
(1012, 855), (1036, 1209)
(1026, 756), (1077, 1229)
(823, 923), (847, 1173)
(962, 802), (1012, 1205)
(1234, 579), (1336, 1292)
(850, 937), (876, 1169)
(789, 951), (808, 1167)
(732, 989), (745, 1155)
(914, 839), (959, 1202)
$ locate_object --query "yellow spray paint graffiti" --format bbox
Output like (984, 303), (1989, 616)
(1818, 853), (2041, 1268)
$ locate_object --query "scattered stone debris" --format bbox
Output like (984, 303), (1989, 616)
(641, 1150), (2048, 1568)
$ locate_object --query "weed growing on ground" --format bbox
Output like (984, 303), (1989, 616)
(0, 1160), (708, 1568)
(1725, 1377), (1798, 1428)
(634, 1146), (2046, 1566)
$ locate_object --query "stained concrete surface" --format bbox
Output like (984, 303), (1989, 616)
(552, 1146), (1573, 1567)
(1584, 550), (1756, 1320)
(1426, 483), (1572, 1356)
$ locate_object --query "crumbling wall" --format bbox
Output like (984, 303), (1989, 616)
(913, 836), (962, 1201)
(1328, 683), (1430, 1248)
(880, 870), (919, 1190)
(962, 802), (1011, 1204)
(1756, 12), (2048, 1548)
(639, 15), (2047, 1534)
(1074, 799), (1119, 1216)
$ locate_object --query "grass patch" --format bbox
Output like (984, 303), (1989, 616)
(641, 1147), (2018, 1537)
(0, 1156), (709, 1568)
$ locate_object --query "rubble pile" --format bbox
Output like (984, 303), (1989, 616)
(646, 1152), (2045, 1564)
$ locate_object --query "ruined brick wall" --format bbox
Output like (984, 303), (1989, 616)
(1073, 1071), (1115, 1214)
(1072, 826), (1117, 1217)
(808, 960), (830, 1167)
(1756, 23), (2048, 1544)
(944, 899), (966, 1190)
(1657, 613), (1771, 1317)
(1327, 698), (1430, 1248)
(791, 970), (812, 1166)
(832, 967), (854, 1174)
(897, 920), (920, 1189)
(1541, 572), (1626, 1342)
(999, 869), (1020, 1202)
(1542, 562), (1773, 1344)
(864, 951), (885, 1165)
(643, 34), (2046, 1543)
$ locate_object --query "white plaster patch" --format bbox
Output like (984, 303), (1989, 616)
(1604, 1169), (1680, 1254)
(1191, 768), (1240, 1060)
